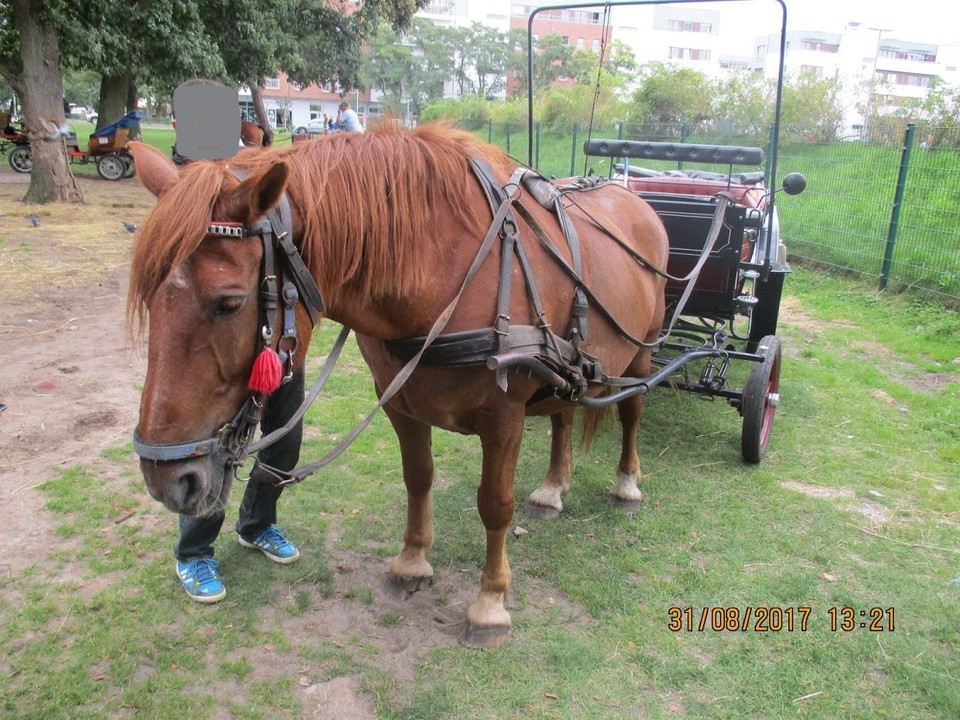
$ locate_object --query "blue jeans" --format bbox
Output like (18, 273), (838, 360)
(173, 367), (304, 561)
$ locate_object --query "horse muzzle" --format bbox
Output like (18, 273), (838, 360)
(139, 454), (234, 516)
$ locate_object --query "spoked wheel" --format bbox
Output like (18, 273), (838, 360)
(96, 153), (126, 181)
(741, 334), (782, 464)
(9, 145), (32, 173)
(121, 153), (136, 178)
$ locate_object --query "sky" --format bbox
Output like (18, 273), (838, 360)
(613, 0), (960, 48)
(780, 0), (960, 45)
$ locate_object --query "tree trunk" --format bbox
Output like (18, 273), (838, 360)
(96, 74), (131, 132)
(249, 84), (274, 145)
(11, 0), (83, 204)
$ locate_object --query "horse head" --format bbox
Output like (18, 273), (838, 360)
(127, 141), (300, 516)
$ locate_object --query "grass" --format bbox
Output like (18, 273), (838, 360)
(2, 267), (958, 718)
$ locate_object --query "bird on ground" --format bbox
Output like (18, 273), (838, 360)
(28, 214), (40, 227)
(122, 221), (138, 233)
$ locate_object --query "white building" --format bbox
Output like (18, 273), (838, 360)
(753, 23), (959, 132)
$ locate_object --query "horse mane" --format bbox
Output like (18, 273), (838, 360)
(128, 123), (514, 333)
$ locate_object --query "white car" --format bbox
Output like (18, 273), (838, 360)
(294, 119), (328, 135)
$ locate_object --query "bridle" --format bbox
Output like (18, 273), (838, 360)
(132, 182), (327, 474)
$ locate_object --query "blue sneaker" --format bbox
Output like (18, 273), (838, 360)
(238, 525), (301, 565)
(176, 557), (226, 604)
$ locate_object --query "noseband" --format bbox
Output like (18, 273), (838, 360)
(133, 184), (325, 470)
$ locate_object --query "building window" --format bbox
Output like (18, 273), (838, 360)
(668, 47), (710, 61)
(800, 65), (823, 75)
(667, 19), (712, 33)
(592, 38), (600, 52)
(877, 71), (933, 87)
(263, 77), (280, 90)
(878, 48), (936, 62)
(577, 37), (585, 50)
(801, 41), (839, 53)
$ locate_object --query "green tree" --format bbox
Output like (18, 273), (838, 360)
(629, 62), (715, 130)
(362, 23), (419, 115)
(780, 70), (844, 141)
(0, 0), (83, 203)
(62, 0), (223, 131)
(713, 70), (774, 136)
(451, 22), (510, 99)
(901, 76), (960, 147)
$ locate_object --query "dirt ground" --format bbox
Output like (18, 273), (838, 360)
(0, 173), (149, 579)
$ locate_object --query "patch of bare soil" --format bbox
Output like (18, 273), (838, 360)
(0, 174), (150, 580)
(780, 481), (893, 525)
(777, 296), (959, 393)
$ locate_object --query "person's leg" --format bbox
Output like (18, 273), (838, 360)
(174, 512), (227, 602)
(236, 368), (304, 559)
(174, 512), (226, 561)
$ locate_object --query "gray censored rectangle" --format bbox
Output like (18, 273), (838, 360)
(174, 82), (241, 160)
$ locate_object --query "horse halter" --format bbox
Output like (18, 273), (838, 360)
(132, 183), (324, 469)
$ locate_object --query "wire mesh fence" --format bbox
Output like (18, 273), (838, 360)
(472, 119), (960, 306)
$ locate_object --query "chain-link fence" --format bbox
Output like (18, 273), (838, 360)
(473, 119), (960, 306)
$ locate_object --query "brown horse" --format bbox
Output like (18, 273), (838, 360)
(127, 124), (668, 647)
(241, 118), (270, 147)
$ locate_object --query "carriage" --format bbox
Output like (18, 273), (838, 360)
(1, 115), (31, 173)
(5, 109), (144, 180)
(575, 138), (806, 462)
(523, 0), (806, 463)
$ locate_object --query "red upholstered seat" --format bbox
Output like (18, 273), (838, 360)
(625, 177), (764, 207)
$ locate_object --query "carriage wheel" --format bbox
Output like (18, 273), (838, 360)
(8, 146), (32, 173)
(121, 153), (136, 178)
(96, 153), (126, 181)
(741, 335), (781, 464)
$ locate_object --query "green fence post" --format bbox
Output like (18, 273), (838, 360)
(879, 123), (915, 291)
(570, 122), (579, 176)
(506, 123), (511, 157)
(765, 123), (775, 182)
(535, 122), (541, 171)
(617, 121), (624, 175)
(679, 123), (690, 171)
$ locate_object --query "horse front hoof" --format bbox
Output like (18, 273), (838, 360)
(387, 572), (433, 599)
(524, 499), (561, 520)
(458, 621), (511, 649)
(607, 493), (642, 514)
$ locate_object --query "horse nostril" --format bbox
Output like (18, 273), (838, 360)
(171, 470), (202, 510)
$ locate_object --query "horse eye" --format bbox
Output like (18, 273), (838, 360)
(214, 296), (245, 316)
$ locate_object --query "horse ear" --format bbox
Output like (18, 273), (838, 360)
(129, 141), (179, 198)
(241, 162), (290, 222)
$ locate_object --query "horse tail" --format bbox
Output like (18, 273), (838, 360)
(579, 404), (611, 452)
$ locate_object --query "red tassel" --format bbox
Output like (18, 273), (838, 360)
(248, 348), (283, 394)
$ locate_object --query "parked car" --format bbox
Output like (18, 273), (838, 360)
(294, 119), (328, 135)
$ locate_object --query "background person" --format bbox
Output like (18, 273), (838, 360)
(335, 101), (364, 133)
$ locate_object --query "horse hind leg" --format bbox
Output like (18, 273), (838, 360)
(384, 408), (435, 597)
(524, 409), (574, 519)
(608, 350), (654, 513)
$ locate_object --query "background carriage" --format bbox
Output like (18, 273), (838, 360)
(5, 109), (144, 180)
(1, 112), (31, 173)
